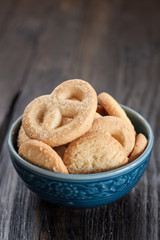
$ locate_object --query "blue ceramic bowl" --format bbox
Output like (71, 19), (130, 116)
(8, 106), (154, 208)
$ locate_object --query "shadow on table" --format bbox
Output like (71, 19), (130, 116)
(37, 190), (142, 240)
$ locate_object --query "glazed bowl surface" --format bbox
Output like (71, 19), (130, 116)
(8, 106), (154, 208)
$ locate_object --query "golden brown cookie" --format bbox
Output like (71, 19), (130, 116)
(63, 133), (128, 174)
(94, 112), (102, 119)
(22, 79), (97, 147)
(89, 116), (135, 156)
(19, 139), (68, 174)
(17, 125), (30, 148)
(98, 92), (133, 127)
(129, 133), (148, 162)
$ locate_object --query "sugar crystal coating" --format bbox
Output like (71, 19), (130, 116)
(22, 79), (97, 147)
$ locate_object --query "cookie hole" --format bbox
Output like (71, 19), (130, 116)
(36, 109), (46, 125)
(60, 117), (72, 126)
(64, 90), (83, 101)
(67, 96), (81, 102)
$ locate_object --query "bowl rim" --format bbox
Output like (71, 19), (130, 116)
(8, 105), (154, 181)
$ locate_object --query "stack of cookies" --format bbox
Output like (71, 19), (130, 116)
(18, 79), (147, 174)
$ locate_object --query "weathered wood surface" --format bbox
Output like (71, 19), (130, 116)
(0, 0), (159, 239)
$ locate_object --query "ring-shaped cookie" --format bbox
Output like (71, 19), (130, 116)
(22, 79), (97, 147)
(129, 133), (147, 162)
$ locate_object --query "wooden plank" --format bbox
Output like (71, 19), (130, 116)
(0, 0), (160, 239)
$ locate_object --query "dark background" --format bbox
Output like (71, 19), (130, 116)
(0, 0), (159, 239)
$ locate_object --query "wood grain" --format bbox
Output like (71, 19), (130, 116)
(0, 0), (160, 239)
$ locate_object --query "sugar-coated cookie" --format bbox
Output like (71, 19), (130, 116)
(19, 139), (68, 174)
(129, 133), (148, 162)
(89, 116), (135, 156)
(63, 133), (128, 174)
(22, 79), (97, 147)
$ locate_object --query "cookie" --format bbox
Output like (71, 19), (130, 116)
(22, 79), (97, 147)
(89, 116), (135, 156)
(17, 125), (30, 148)
(94, 112), (102, 119)
(98, 92), (133, 127)
(18, 139), (69, 174)
(129, 133), (148, 162)
(63, 132), (128, 174)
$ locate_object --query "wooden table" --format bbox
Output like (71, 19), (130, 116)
(0, 0), (159, 239)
